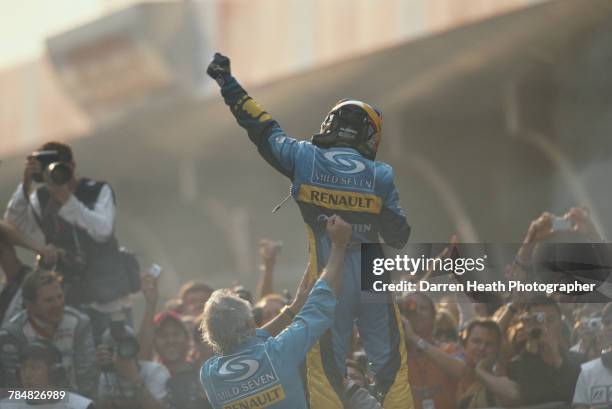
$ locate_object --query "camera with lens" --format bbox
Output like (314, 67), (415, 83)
(582, 317), (603, 332)
(101, 312), (140, 371)
(30, 150), (73, 185)
(524, 312), (546, 339)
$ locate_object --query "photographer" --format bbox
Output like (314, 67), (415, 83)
(573, 302), (612, 409)
(153, 311), (212, 409)
(572, 316), (603, 362)
(344, 360), (382, 409)
(503, 297), (582, 405)
(0, 341), (95, 409)
(4, 141), (137, 342)
(96, 320), (169, 409)
(514, 208), (610, 304)
(0, 270), (96, 397)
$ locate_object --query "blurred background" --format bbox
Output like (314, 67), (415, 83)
(1, 0), (612, 299)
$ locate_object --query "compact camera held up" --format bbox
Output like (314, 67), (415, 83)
(524, 312), (546, 340)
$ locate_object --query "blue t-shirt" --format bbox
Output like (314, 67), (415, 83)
(200, 279), (336, 409)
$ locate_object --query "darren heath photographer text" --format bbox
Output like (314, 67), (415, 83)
(372, 280), (597, 294)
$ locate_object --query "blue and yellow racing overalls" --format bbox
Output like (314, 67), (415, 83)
(215, 74), (413, 409)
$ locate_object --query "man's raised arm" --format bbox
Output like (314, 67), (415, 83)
(206, 52), (301, 178)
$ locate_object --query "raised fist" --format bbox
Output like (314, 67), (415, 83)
(207, 52), (231, 84)
(326, 215), (352, 246)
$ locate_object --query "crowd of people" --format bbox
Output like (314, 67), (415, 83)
(0, 140), (610, 409)
(0, 52), (611, 409)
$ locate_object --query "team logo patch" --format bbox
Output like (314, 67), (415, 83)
(219, 356), (260, 382)
(210, 351), (284, 408)
(298, 185), (381, 214)
(323, 151), (366, 174)
(311, 149), (375, 191)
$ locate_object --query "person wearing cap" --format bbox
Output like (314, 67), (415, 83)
(0, 341), (94, 409)
(153, 311), (212, 409)
(132, 271), (212, 409)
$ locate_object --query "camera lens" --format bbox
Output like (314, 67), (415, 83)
(47, 162), (72, 185)
(116, 337), (140, 359)
(529, 328), (542, 339)
(589, 320), (602, 330)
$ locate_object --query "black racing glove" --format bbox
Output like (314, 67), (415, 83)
(207, 52), (231, 85)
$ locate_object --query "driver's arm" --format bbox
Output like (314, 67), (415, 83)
(207, 53), (304, 179)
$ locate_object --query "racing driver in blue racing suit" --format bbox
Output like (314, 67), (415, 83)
(207, 52), (413, 409)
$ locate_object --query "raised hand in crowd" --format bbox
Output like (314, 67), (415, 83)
(497, 211), (556, 334)
(517, 207), (602, 265)
(572, 318), (602, 361)
(138, 271), (160, 361)
(0, 220), (61, 263)
(564, 206), (602, 241)
(420, 234), (459, 282)
(400, 310), (466, 380)
(255, 238), (281, 301)
(259, 215), (350, 337)
(142, 271), (159, 308)
(260, 262), (315, 337)
(21, 154), (42, 194)
(36, 244), (64, 269)
(516, 211), (555, 264)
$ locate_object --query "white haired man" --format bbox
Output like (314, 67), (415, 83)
(200, 215), (352, 409)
